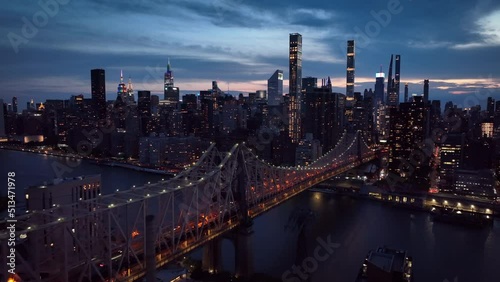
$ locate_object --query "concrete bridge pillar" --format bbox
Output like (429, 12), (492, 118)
(202, 238), (223, 274)
(235, 223), (254, 279)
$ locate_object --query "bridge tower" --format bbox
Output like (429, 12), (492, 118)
(357, 130), (362, 161)
(234, 147), (254, 278)
(202, 238), (223, 273)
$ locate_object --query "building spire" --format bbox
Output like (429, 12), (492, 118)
(128, 76), (133, 91)
(120, 69), (124, 83)
(167, 58), (171, 72)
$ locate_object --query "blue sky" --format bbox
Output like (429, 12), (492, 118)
(1, 0), (500, 109)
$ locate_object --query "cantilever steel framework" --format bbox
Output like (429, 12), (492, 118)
(0, 131), (376, 282)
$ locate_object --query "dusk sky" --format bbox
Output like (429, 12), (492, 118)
(1, 0), (500, 109)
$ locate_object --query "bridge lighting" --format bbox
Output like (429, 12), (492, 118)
(132, 230), (140, 238)
(116, 189), (119, 192)
(129, 199), (133, 202)
(162, 189), (166, 193)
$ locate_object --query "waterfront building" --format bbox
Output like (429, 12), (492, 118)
(26, 175), (101, 212)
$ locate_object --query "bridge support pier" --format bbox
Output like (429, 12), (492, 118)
(145, 215), (156, 282)
(235, 223), (254, 279)
(202, 238), (222, 274)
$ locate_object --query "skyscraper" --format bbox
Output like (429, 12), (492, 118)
(127, 77), (135, 104)
(12, 97), (18, 113)
(91, 69), (106, 121)
(289, 33), (302, 143)
(138, 90), (152, 136)
(117, 70), (127, 101)
(303, 83), (339, 152)
(164, 59), (180, 103)
(487, 97), (495, 119)
(386, 55), (399, 107)
(346, 40), (355, 98)
(374, 69), (385, 105)
(395, 54), (401, 100)
(423, 79), (429, 103)
(404, 83), (409, 103)
(267, 70), (283, 106)
(388, 96), (428, 181)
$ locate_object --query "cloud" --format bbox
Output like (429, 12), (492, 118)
(290, 8), (335, 21)
(407, 40), (452, 49)
(449, 90), (476, 95)
(452, 9), (500, 49)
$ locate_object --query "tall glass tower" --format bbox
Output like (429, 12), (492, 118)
(267, 69), (283, 106)
(289, 33), (302, 143)
(346, 40), (355, 98)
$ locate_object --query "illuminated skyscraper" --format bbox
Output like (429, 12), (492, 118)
(289, 33), (302, 143)
(164, 59), (180, 103)
(267, 69), (283, 106)
(117, 70), (127, 101)
(346, 40), (355, 98)
(374, 69), (385, 105)
(388, 96), (428, 180)
(386, 55), (399, 107)
(91, 69), (106, 120)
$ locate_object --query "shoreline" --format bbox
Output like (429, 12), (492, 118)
(0, 146), (176, 176)
(310, 186), (500, 223)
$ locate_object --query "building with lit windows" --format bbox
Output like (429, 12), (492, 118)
(164, 59), (180, 103)
(481, 121), (494, 138)
(346, 40), (355, 98)
(295, 134), (322, 166)
(25, 175), (101, 212)
(289, 33), (302, 143)
(303, 81), (340, 152)
(439, 133), (465, 191)
(138, 90), (152, 134)
(139, 136), (209, 168)
(388, 95), (428, 180)
(454, 169), (498, 199)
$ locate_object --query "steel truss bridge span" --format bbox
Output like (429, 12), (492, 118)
(0, 130), (376, 281)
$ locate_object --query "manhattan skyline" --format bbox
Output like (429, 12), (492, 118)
(1, 0), (500, 108)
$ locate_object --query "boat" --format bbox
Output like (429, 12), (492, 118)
(430, 206), (493, 227)
(356, 246), (413, 282)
